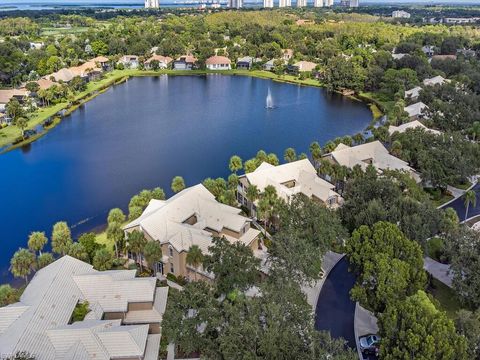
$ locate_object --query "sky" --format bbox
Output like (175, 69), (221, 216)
(3, 0), (480, 3)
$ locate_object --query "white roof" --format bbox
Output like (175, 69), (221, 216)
(392, 53), (406, 60)
(388, 120), (441, 136)
(423, 75), (449, 87)
(0, 256), (160, 360)
(244, 159), (340, 203)
(326, 141), (414, 174)
(125, 184), (258, 253)
(404, 102), (428, 117)
(405, 86), (422, 99)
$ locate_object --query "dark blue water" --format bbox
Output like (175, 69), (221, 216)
(0, 75), (371, 283)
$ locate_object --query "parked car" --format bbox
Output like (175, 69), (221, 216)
(359, 334), (381, 353)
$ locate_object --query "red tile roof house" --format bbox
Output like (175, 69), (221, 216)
(145, 55), (173, 69)
(205, 55), (231, 70)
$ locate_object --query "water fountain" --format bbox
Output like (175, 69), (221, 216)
(265, 87), (274, 109)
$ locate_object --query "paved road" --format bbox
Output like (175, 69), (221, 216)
(442, 183), (480, 221)
(315, 257), (357, 349)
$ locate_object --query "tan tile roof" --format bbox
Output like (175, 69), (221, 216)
(0, 89), (28, 104)
(206, 55), (231, 65)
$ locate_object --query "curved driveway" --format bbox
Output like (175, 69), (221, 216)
(314, 257), (357, 348)
(441, 183), (480, 221)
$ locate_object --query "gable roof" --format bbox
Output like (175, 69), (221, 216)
(405, 86), (422, 99)
(206, 55), (231, 65)
(388, 120), (441, 136)
(404, 102), (428, 117)
(145, 55), (173, 64)
(423, 75), (449, 87)
(0, 89), (28, 104)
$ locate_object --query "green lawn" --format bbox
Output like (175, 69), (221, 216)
(452, 180), (473, 190)
(428, 278), (462, 319)
(95, 230), (114, 250)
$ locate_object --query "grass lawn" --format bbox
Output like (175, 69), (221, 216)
(424, 187), (454, 207)
(452, 180), (473, 190)
(95, 230), (114, 251)
(428, 278), (462, 319)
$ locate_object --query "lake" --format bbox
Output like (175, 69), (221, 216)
(0, 74), (372, 283)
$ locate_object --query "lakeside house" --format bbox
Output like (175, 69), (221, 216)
(236, 56), (254, 70)
(293, 60), (317, 72)
(282, 49), (294, 61)
(145, 55), (173, 69)
(0, 89), (29, 113)
(405, 86), (422, 101)
(237, 159), (343, 214)
(423, 75), (450, 87)
(264, 59), (287, 71)
(323, 141), (420, 182)
(123, 184), (261, 281)
(118, 55), (139, 69)
(388, 120), (441, 136)
(173, 55), (197, 70)
(0, 255), (166, 360)
(206, 55), (232, 70)
(404, 101), (428, 120)
(91, 56), (112, 71)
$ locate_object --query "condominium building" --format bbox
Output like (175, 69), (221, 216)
(0, 256), (167, 360)
(237, 159), (343, 214)
(264, 0), (274, 8)
(279, 0), (292, 8)
(144, 0), (159, 8)
(314, 0), (324, 7)
(124, 184), (261, 281)
(325, 0), (334, 6)
(228, 0), (243, 8)
(297, 0), (307, 7)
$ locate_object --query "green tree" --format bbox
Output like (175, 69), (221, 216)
(456, 309), (480, 360)
(186, 244), (204, 281)
(93, 248), (114, 271)
(68, 242), (89, 262)
(51, 221), (72, 255)
(126, 230), (147, 271)
(143, 241), (162, 274)
(0, 284), (19, 306)
(15, 117), (28, 139)
(244, 158), (258, 173)
(229, 155), (243, 173)
(78, 232), (103, 262)
(464, 190), (477, 221)
(203, 236), (260, 295)
(5, 98), (24, 121)
(379, 290), (467, 360)
(151, 187), (166, 200)
(171, 176), (186, 193)
(27, 231), (47, 255)
(25, 81), (39, 93)
(10, 248), (36, 284)
(309, 141), (322, 168)
(245, 184), (260, 214)
(284, 147), (297, 163)
(468, 121), (480, 141)
(107, 208), (126, 224)
(37, 252), (54, 269)
(91, 40), (108, 55)
(346, 221), (426, 313)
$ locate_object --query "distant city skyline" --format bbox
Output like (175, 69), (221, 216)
(4, 0), (480, 3)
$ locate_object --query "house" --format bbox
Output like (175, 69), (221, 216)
(392, 10), (411, 18)
(264, 59), (286, 71)
(404, 102), (428, 119)
(392, 53), (407, 60)
(282, 49), (294, 61)
(237, 56), (254, 70)
(91, 56), (112, 71)
(205, 55), (231, 70)
(405, 86), (422, 101)
(36, 77), (56, 90)
(123, 184), (261, 281)
(323, 141), (420, 182)
(430, 54), (457, 62)
(237, 159), (343, 213)
(48, 68), (77, 83)
(423, 75), (449, 87)
(294, 61), (317, 72)
(118, 55), (139, 69)
(388, 120), (441, 136)
(29, 42), (44, 50)
(0, 255), (166, 360)
(0, 89), (29, 113)
(173, 55), (197, 70)
(145, 55), (173, 69)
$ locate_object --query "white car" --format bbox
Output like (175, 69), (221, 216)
(359, 334), (381, 353)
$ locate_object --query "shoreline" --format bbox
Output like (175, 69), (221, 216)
(0, 69), (383, 154)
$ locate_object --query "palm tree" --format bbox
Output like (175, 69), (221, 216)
(309, 141), (322, 168)
(15, 117), (28, 139)
(186, 245), (204, 281)
(10, 248), (36, 285)
(171, 176), (186, 193)
(144, 241), (162, 275)
(229, 155), (243, 174)
(246, 184), (260, 215)
(27, 231), (48, 256)
(127, 230), (147, 271)
(464, 190), (477, 221)
(469, 121), (480, 141)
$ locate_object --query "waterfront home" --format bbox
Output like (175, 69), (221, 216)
(423, 75), (450, 87)
(118, 55), (140, 69)
(323, 141), (420, 182)
(264, 59), (287, 71)
(388, 120), (441, 136)
(293, 60), (317, 72)
(145, 55), (173, 69)
(237, 159), (343, 214)
(36, 77), (56, 90)
(173, 55), (197, 70)
(0, 255), (166, 360)
(404, 101), (428, 120)
(206, 55), (232, 70)
(0, 89), (29, 113)
(237, 56), (254, 69)
(405, 86), (422, 101)
(91, 55), (112, 71)
(282, 48), (294, 61)
(124, 184), (261, 281)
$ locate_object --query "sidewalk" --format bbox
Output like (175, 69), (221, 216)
(301, 251), (344, 310)
(354, 304), (379, 360)
(423, 257), (453, 288)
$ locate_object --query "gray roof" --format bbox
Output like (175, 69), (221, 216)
(0, 256), (161, 360)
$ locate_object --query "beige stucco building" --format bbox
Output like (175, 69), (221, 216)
(124, 184), (261, 281)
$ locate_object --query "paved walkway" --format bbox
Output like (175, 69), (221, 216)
(423, 256), (453, 288)
(354, 304), (379, 360)
(302, 251), (344, 310)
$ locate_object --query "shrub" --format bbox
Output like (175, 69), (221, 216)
(427, 237), (447, 263)
(71, 301), (90, 322)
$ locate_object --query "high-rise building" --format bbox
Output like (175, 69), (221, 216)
(279, 0), (291, 7)
(144, 0), (159, 8)
(314, 0), (323, 7)
(228, 0), (243, 8)
(297, 0), (307, 7)
(264, 0), (274, 7)
(340, 0), (359, 7)
(350, 0), (359, 7)
(325, 0), (333, 6)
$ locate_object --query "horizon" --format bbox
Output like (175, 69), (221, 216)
(4, 0), (480, 4)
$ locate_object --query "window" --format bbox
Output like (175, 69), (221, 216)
(169, 246), (174, 257)
(170, 264), (174, 274)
